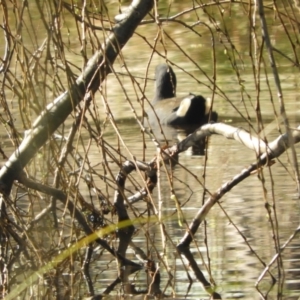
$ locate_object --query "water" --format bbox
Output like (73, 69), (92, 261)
(1, 1), (300, 299)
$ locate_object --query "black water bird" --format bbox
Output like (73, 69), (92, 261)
(147, 63), (218, 128)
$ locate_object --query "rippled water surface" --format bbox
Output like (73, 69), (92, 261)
(1, 1), (300, 299)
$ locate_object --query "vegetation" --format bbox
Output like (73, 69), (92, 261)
(0, 0), (300, 299)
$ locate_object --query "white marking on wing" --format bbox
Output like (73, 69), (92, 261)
(176, 97), (191, 117)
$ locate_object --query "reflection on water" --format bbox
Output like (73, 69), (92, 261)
(84, 119), (300, 299)
(1, 0), (300, 299)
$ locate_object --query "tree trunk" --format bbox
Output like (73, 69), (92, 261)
(0, 0), (154, 195)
